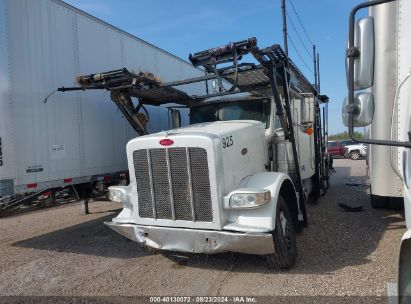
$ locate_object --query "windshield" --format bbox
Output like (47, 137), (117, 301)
(189, 99), (271, 128)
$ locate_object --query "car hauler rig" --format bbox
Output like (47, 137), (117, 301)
(61, 38), (331, 268)
(342, 0), (411, 299)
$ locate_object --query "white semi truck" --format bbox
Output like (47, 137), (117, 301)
(0, 0), (205, 212)
(342, 0), (411, 299)
(63, 38), (331, 269)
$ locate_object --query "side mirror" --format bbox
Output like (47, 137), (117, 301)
(300, 95), (315, 124)
(170, 109), (181, 129)
(342, 92), (374, 127)
(347, 17), (375, 90)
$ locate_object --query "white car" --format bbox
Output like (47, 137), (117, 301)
(344, 143), (367, 160)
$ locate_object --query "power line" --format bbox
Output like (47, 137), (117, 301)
(287, 33), (314, 75)
(288, 0), (314, 46)
(285, 10), (313, 59)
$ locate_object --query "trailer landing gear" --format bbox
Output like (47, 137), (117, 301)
(73, 184), (92, 215)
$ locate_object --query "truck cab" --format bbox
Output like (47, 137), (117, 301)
(108, 92), (324, 269)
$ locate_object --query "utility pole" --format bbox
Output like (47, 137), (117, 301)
(281, 0), (289, 56)
(317, 53), (321, 93)
(313, 44), (318, 90)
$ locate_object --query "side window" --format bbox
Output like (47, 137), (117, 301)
(274, 115), (282, 129)
(190, 104), (219, 124)
(262, 99), (271, 128)
(224, 104), (242, 120)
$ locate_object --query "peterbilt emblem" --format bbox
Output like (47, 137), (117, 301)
(241, 148), (248, 155)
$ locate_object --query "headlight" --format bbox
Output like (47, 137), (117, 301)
(108, 186), (126, 203)
(228, 190), (271, 209)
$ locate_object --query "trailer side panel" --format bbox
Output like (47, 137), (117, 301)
(0, 0), (205, 195)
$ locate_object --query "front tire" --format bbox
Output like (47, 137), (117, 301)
(349, 150), (360, 160)
(266, 195), (297, 269)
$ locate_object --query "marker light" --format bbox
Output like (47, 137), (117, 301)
(305, 127), (314, 136)
(159, 139), (174, 146)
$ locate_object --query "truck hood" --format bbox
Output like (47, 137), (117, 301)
(125, 119), (267, 230)
(145, 120), (265, 139)
(125, 120), (266, 153)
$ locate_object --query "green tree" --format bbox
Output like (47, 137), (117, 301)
(328, 131), (364, 140)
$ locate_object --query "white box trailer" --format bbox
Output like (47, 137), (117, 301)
(0, 0), (206, 200)
(343, 0), (411, 299)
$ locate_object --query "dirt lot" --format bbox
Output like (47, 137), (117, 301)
(0, 159), (405, 301)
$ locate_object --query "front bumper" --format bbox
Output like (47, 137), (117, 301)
(105, 222), (275, 255)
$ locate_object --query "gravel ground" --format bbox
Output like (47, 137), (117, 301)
(0, 159), (405, 301)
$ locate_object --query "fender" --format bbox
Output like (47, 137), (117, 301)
(398, 230), (411, 301)
(223, 172), (301, 233)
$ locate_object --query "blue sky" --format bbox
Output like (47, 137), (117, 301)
(65, 0), (361, 135)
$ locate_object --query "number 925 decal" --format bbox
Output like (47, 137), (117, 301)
(222, 135), (233, 149)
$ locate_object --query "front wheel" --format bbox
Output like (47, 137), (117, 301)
(349, 150), (360, 160)
(266, 195), (297, 269)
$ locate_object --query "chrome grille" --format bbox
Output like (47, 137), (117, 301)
(189, 148), (213, 222)
(133, 147), (213, 222)
(150, 149), (173, 219)
(133, 150), (154, 218)
(169, 148), (193, 221)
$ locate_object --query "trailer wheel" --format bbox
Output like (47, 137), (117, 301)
(349, 150), (360, 160)
(266, 195), (297, 269)
(311, 175), (328, 202)
(323, 178), (329, 195)
(311, 173), (321, 203)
